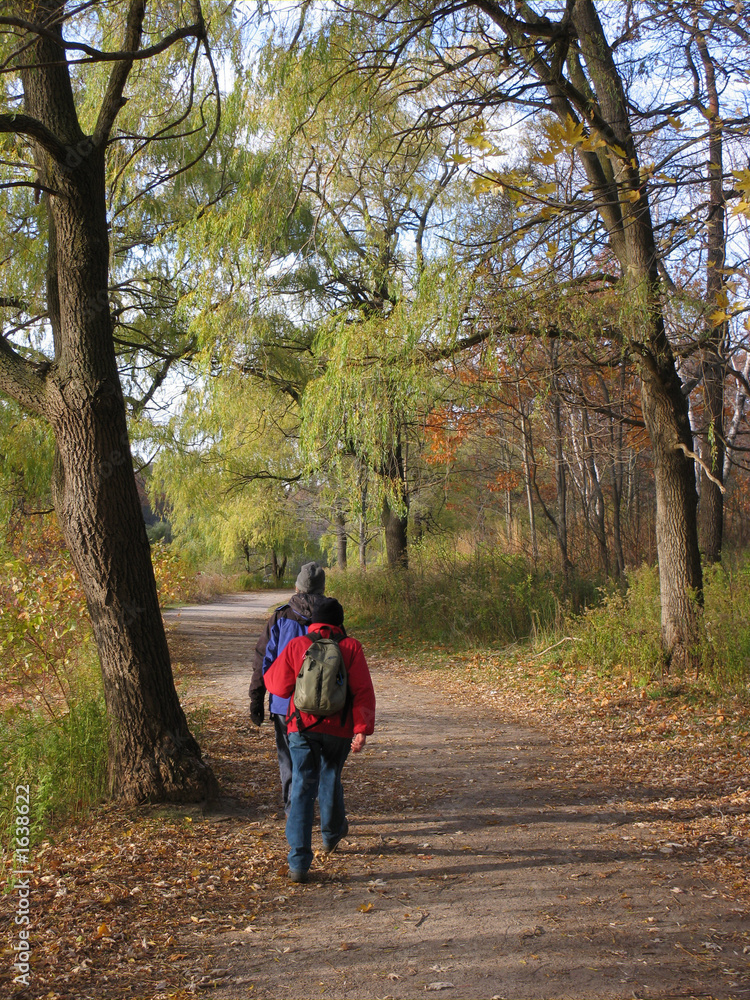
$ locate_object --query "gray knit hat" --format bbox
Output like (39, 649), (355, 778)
(295, 561), (326, 595)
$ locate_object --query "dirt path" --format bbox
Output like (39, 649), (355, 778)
(165, 593), (750, 1000)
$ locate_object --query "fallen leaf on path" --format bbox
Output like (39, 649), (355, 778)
(426, 983), (455, 991)
(358, 902), (374, 913)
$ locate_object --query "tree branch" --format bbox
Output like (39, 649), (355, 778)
(0, 336), (50, 416)
(675, 442), (725, 493)
(0, 112), (68, 161)
(0, 14), (203, 65)
(93, 0), (146, 147)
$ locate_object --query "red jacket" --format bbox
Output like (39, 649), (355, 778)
(264, 624), (376, 738)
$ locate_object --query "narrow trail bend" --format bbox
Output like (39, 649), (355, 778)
(164, 593), (750, 1000)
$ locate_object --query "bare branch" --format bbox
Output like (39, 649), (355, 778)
(0, 14), (204, 65)
(674, 442), (725, 493)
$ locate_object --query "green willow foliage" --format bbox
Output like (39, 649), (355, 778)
(0, 400), (54, 524)
(156, 8), (478, 561)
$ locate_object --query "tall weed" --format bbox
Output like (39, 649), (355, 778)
(701, 555), (750, 691)
(560, 558), (750, 692)
(329, 549), (566, 648)
(561, 565), (663, 680)
(0, 527), (107, 844)
(0, 658), (108, 846)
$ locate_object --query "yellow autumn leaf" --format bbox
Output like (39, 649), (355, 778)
(358, 902), (374, 913)
(471, 176), (498, 195)
(465, 133), (496, 153)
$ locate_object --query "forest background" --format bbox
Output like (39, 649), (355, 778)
(0, 0), (749, 836)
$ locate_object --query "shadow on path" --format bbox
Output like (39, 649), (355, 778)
(165, 593), (750, 1000)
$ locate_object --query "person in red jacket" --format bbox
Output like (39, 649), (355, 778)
(264, 597), (376, 883)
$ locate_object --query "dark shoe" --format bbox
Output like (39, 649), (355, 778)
(289, 869), (309, 884)
(323, 819), (349, 854)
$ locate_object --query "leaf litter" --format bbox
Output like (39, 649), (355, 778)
(2, 614), (749, 998)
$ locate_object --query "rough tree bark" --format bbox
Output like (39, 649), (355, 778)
(382, 496), (408, 568)
(271, 550), (288, 580)
(378, 438), (409, 568)
(0, 1), (217, 802)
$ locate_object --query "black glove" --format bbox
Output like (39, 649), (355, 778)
(249, 689), (265, 727)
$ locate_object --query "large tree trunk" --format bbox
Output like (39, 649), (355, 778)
(0, 1), (217, 804)
(379, 437), (409, 569)
(50, 404), (212, 801)
(382, 497), (408, 568)
(640, 364), (702, 667)
(699, 354), (725, 563)
(271, 550), (287, 580)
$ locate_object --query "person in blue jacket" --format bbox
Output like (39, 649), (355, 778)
(249, 562), (328, 814)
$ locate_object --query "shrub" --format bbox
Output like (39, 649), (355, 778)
(559, 558), (750, 693)
(0, 541), (90, 697)
(151, 540), (199, 606)
(146, 520), (172, 544)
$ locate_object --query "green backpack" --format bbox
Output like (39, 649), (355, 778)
(292, 632), (348, 730)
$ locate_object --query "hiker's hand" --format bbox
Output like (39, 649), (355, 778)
(249, 690), (265, 727)
(351, 733), (366, 753)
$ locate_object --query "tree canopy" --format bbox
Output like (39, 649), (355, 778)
(2, 0), (750, 787)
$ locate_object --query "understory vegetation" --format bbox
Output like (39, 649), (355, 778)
(332, 550), (750, 698)
(3, 515), (749, 848)
(0, 524), (200, 845)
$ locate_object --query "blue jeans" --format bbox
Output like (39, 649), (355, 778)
(286, 731), (351, 874)
(272, 714), (293, 814)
